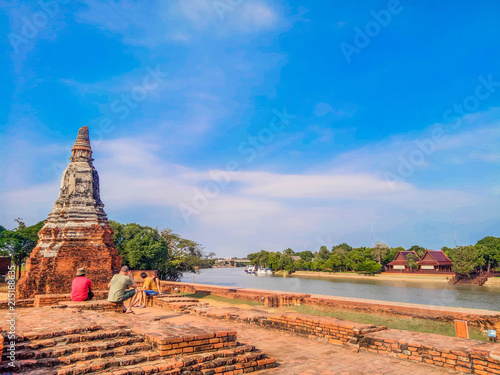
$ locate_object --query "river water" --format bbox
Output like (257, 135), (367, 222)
(180, 268), (499, 312)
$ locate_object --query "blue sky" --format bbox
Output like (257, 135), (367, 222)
(1, 0), (499, 257)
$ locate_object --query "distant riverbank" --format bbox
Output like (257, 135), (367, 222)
(290, 271), (454, 284)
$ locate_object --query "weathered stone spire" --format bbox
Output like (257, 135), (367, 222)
(17, 126), (121, 298)
(49, 126), (105, 226)
(71, 126), (92, 161)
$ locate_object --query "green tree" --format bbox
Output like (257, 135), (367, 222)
(0, 226), (7, 257)
(372, 242), (390, 264)
(310, 259), (324, 271)
(283, 248), (295, 256)
(332, 243), (352, 254)
(441, 246), (453, 258)
(247, 250), (269, 267)
(110, 221), (168, 271)
(279, 253), (294, 271)
(160, 228), (210, 281)
(406, 253), (419, 271)
(383, 247), (402, 265)
(322, 253), (343, 272)
(343, 247), (373, 271)
(355, 260), (382, 274)
(408, 245), (426, 258)
(267, 252), (281, 270)
(294, 258), (304, 270)
(296, 250), (314, 262)
(0, 219), (45, 278)
(448, 245), (484, 276)
(475, 236), (500, 273)
(302, 261), (312, 270)
(317, 245), (331, 261)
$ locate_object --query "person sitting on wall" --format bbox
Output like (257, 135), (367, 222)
(132, 271), (160, 308)
(108, 265), (137, 313)
(152, 270), (162, 294)
(71, 268), (94, 301)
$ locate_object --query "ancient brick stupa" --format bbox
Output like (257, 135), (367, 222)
(17, 126), (122, 298)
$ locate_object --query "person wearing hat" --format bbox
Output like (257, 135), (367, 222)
(71, 267), (94, 301)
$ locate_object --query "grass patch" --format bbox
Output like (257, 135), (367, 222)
(180, 293), (262, 306)
(292, 305), (488, 342)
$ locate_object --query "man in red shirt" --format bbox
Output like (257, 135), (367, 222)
(71, 268), (94, 301)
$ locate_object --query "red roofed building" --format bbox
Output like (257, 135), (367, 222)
(387, 251), (420, 271)
(417, 250), (453, 272)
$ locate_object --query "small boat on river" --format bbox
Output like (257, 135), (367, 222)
(245, 265), (256, 274)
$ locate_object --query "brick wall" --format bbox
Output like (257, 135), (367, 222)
(0, 299), (34, 309)
(190, 306), (385, 349)
(33, 290), (109, 307)
(160, 281), (308, 307)
(359, 328), (500, 374)
(143, 330), (238, 357)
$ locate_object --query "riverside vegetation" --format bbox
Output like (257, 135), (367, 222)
(246, 237), (500, 277)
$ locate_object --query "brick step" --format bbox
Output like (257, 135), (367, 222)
(8, 325), (104, 343)
(1, 342), (154, 373)
(5, 335), (145, 360)
(11, 328), (135, 351)
(94, 345), (274, 374)
(115, 350), (273, 375)
(12, 344), (276, 375)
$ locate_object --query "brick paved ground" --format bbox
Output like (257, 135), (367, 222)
(5, 307), (459, 374)
(138, 307), (460, 375)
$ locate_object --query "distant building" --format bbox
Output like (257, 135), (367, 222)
(291, 256), (301, 262)
(386, 251), (419, 271)
(417, 250), (453, 272)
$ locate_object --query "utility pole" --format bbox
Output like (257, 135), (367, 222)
(453, 222), (457, 247)
(370, 210), (374, 248)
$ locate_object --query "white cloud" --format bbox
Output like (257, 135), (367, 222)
(77, 0), (285, 46)
(236, 2), (281, 32)
(2, 109), (500, 257)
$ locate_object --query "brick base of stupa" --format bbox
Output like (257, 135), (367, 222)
(17, 224), (121, 299)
